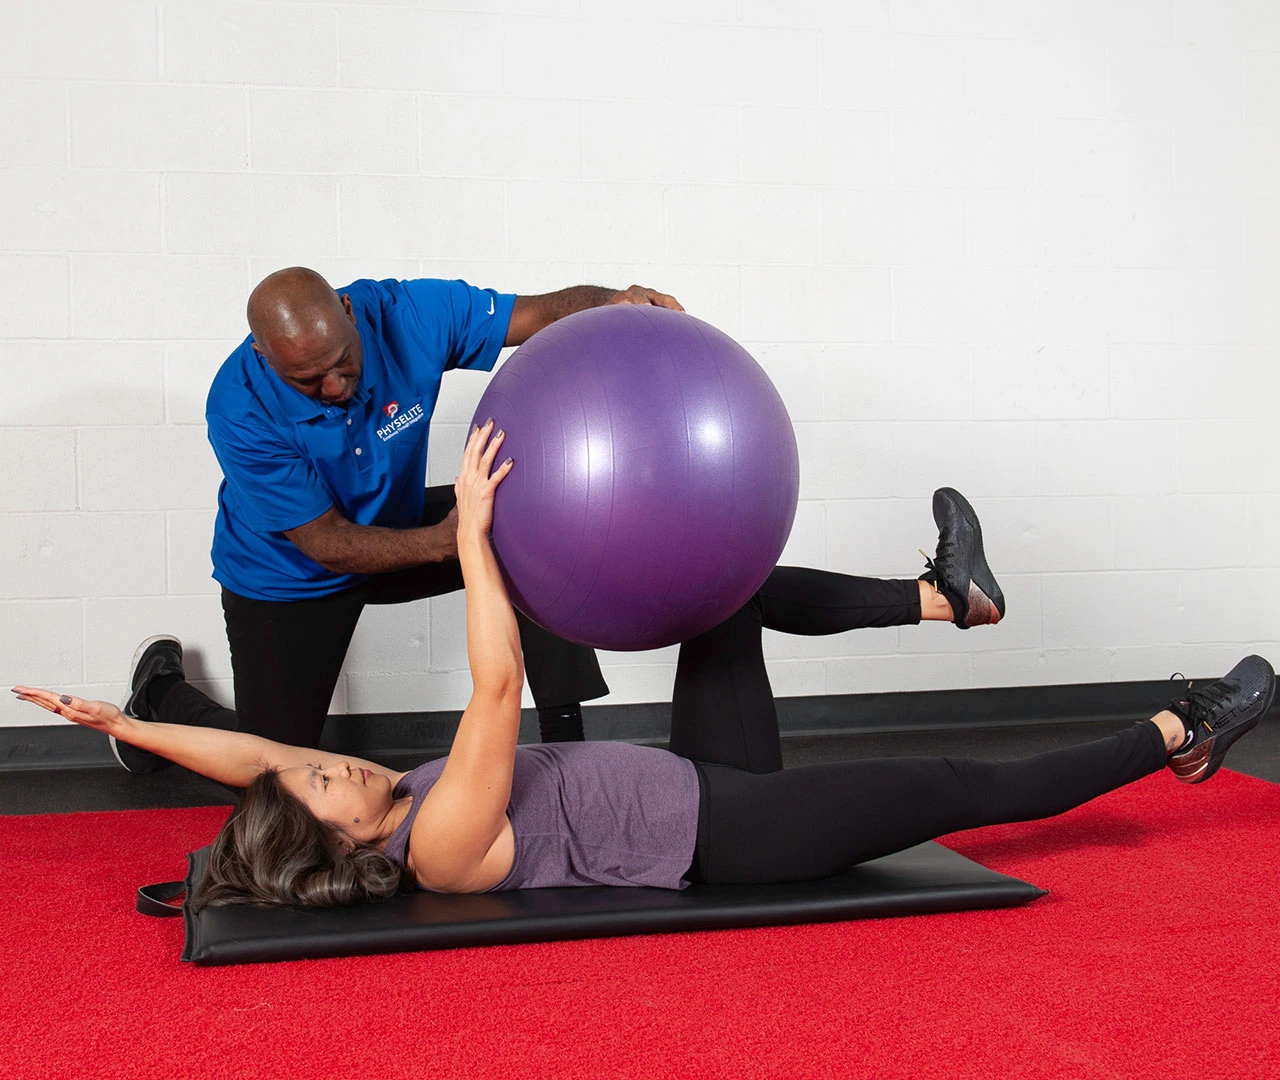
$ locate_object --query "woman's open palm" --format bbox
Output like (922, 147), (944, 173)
(10, 687), (125, 735)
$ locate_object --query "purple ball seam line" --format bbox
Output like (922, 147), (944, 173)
(620, 309), (697, 649)
(532, 317), (620, 635)
(493, 357), (558, 602)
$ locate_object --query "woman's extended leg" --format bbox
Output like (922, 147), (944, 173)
(690, 655), (1275, 884)
(692, 720), (1169, 883)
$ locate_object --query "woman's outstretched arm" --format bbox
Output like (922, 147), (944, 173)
(408, 421), (524, 891)
(9, 688), (404, 789)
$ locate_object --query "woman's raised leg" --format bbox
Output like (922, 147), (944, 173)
(668, 571), (922, 773)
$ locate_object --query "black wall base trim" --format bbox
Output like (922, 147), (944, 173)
(5, 676), (1265, 773)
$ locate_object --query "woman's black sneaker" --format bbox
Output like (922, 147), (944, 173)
(111, 635), (184, 774)
(920, 487), (1005, 629)
(1168, 655), (1275, 784)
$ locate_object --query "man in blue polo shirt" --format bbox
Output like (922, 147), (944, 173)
(112, 267), (684, 770)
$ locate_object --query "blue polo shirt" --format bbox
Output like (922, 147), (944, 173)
(207, 277), (515, 601)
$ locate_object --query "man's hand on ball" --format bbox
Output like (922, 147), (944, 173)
(454, 420), (513, 541)
(608, 285), (685, 312)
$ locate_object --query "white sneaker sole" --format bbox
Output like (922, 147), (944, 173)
(111, 634), (183, 770)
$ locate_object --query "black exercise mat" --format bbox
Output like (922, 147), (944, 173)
(167, 841), (1045, 966)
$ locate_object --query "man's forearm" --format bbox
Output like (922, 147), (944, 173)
(505, 286), (621, 346)
(286, 511), (458, 575)
(532, 286), (618, 322)
(506, 284), (684, 346)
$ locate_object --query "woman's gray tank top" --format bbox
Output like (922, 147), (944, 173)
(383, 742), (700, 891)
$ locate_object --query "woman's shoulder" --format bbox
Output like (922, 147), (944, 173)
(393, 755), (449, 797)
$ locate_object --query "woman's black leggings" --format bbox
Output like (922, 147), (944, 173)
(677, 567), (1168, 885)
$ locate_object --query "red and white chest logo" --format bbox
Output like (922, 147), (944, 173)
(376, 401), (425, 442)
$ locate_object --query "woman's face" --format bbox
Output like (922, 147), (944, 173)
(278, 761), (394, 842)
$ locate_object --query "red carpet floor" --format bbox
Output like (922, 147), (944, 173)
(4, 769), (1279, 1080)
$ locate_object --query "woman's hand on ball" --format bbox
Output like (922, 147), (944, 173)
(608, 284), (685, 312)
(455, 420), (513, 540)
(11, 686), (128, 735)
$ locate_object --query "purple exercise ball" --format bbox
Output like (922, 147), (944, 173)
(471, 305), (799, 651)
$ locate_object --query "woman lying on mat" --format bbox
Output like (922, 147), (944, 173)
(14, 422), (1276, 909)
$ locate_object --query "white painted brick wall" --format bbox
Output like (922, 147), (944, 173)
(163, 2), (338, 87)
(583, 107), (740, 184)
(1, 514), (167, 601)
(252, 90), (418, 175)
(165, 173), (340, 255)
(73, 255), (248, 340)
(0, 82), (69, 168)
(970, 345), (1109, 420)
(665, 185), (814, 266)
(70, 85), (249, 171)
(0, 430), (77, 512)
(1, 600), (83, 686)
(3, 343), (166, 426)
(421, 96), (581, 180)
(0, 170), (160, 253)
(78, 426), (224, 512)
(587, 261), (742, 337)
(502, 17), (665, 101)
(338, 8), (502, 94)
(506, 181), (666, 262)
(3, 1), (1277, 730)
(0, 256), (70, 339)
(2, 0), (157, 81)
(743, 108), (890, 187)
(166, 510), (219, 596)
(165, 343), (233, 425)
(340, 176), (507, 259)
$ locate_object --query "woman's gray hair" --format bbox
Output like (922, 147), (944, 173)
(190, 769), (404, 911)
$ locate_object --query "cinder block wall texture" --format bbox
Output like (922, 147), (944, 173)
(4, 0), (1278, 727)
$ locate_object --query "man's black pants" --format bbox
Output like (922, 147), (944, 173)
(160, 486), (607, 746)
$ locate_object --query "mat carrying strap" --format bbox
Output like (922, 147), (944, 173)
(137, 880), (186, 917)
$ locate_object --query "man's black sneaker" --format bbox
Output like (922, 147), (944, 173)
(112, 635), (184, 775)
(1168, 655), (1275, 784)
(919, 487), (1005, 629)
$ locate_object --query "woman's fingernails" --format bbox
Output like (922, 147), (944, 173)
(504, 457), (513, 466)
(496, 429), (504, 438)
(59, 694), (72, 704)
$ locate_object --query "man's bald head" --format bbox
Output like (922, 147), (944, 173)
(247, 267), (363, 405)
(247, 267), (348, 354)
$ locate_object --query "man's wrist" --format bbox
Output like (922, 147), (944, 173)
(419, 519), (459, 562)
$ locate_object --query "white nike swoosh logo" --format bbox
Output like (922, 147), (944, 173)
(488, 297), (495, 315)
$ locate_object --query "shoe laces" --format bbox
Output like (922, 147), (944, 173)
(1170, 671), (1237, 732)
(920, 534), (958, 582)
